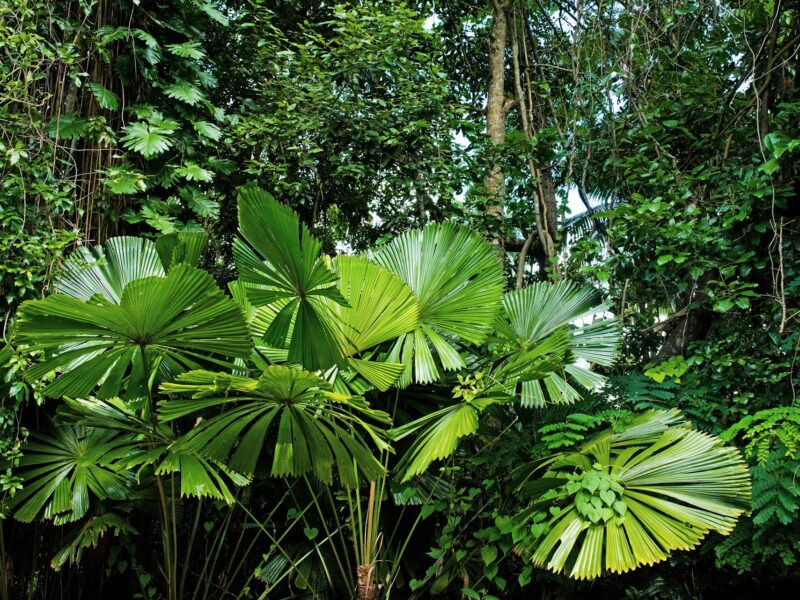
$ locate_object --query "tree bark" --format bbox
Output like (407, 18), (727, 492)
(485, 0), (513, 257)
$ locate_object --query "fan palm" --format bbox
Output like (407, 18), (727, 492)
(323, 255), (420, 391)
(500, 281), (621, 407)
(234, 186), (349, 370)
(16, 263), (251, 401)
(6, 425), (135, 524)
(55, 233), (208, 303)
(159, 365), (391, 486)
(373, 223), (505, 385)
(514, 409), (751, 579)
(388, 280), (616, 481)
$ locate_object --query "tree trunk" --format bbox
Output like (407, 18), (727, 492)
(485, 0), (512, 257)
(510, 4), (559, 278)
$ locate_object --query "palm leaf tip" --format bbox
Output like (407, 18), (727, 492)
(519, 410), (751, 579)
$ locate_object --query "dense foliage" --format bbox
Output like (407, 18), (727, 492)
(1, 0), (799, 599)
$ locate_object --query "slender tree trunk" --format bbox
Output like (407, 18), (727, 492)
(511, 4), (559, 278)
(485, 0), (513, 257)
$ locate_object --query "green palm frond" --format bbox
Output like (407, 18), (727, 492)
(155, 231), (208, 270)
(6, 426), (135, 524)
(389, 397), (494, 482)
(51, 512), (137, 569)
(17, 264), (251, 400)
(501, 282), (621, 407)
(516, 409), (751, 579)
(229, 280), (290, 366)
(159, 365), (391, 487)
(388, 332), (569, 482)
(325, 255), (420, 390)
(56, 236), (165, 302)
(234, 187), (347, 371)
(57, 396), (245, 504)
(374, 222), (504, 385)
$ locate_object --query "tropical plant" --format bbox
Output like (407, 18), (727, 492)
(513, 410), (751, 579)
(159, 366), (391, 486)
(5, 187), (753, 599)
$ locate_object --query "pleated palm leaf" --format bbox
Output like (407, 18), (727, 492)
(515, 409), (751, 579)
(322, 255), (421, 391)
(500, 282), (621, 407)
(57, 396), (248, 504)
(229, 280), (290, 367)
(241, 254), (422, 392)
(373, 223), (505, 386)
(159, 365), (391, 487)
(234, 187), (348, 371)
(55, 233), (208, 303)
(5, 425), (135, 524)
(154, 231), (208, 270)
(51, 512), (138, 569)
(16, 264), (251, 401)
(56, 236), (165, 302)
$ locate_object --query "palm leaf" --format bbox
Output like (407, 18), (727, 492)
(388, 332), (569, 482)
(56, 396), (245, 504)
(234, 187), (347, 370)
(374, 223), (504, 385)
(7, 426), (135, 524)
(163, 81), (205, 106)
(56, 237), (165, 303)
(516, 410), (751, 579)
(229, 279), (290, 366)
(51, 512), (137, 569)
(155, 231), (208, 270)
(159, 365), (391, 487)
(324, 255), (420, 390)
(389, 399), (492, 482)
(154, 450), (249, 504)
(17, 264), (251, 400)
(501, 282), (621, 407)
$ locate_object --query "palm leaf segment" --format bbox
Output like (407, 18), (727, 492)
(16, 264), (251, 400)
(159, 365), (391, 487)
(374, 222), (504, 385)
(56, 237), (165, 302)
(518, 409), (751, 579)
(501, 281), (621, 407)
(234, 187), (348, 371)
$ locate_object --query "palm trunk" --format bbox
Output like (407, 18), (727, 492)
(356, 481), (378, 600)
